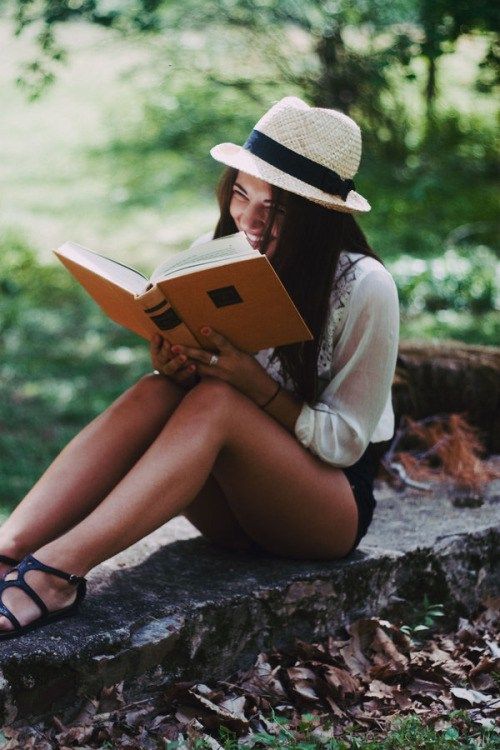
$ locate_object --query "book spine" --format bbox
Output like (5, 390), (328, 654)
(137, 285), (181, 331)
(136, 285), (200, 347)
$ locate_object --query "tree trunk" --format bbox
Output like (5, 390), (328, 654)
(425, 53), (437, 129)
(393, 341), (500, 453)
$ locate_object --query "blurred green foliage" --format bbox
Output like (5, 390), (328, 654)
(393, 244), (500, 344)
(1, 0), (498, 513)
(0, 231), (497, 515)
(0, 231), (150, 517)
(393, 246), (498, 314)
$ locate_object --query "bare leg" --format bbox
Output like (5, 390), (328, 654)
(0, 375), (186, 575)
(182, 477), (259, 554)
(0, 379), (358, 632)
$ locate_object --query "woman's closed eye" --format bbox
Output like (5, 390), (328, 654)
(232, 187), (248, 201)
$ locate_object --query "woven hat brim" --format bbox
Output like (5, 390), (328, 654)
(210, 143), (371, 214)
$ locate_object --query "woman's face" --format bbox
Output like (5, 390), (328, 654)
(229, 171), (284, 257)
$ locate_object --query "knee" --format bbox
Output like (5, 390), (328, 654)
(115, 373), (183, 414)
(184, 378), (241, 414)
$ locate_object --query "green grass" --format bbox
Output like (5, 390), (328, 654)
(400, 311), (499, 346)
(164, 712), (498, 749)
(0, 233), (151, 518)
(0, 18), (217, 266)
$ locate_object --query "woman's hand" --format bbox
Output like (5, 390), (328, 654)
(150, 334), (197, 388)
(171, 326), (279, 405)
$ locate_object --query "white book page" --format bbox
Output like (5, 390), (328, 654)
(57, 242), (148, 295)
(150, 231), (259, 282)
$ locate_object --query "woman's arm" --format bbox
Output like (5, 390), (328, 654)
(167, 329), (304, 433)
(294, 266), (400, 466)
(258, 382), (304, 433)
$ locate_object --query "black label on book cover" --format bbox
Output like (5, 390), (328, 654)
(207, 285), (243, 308)
(144, 299), (168, 314)
(150, 308), (182, 330)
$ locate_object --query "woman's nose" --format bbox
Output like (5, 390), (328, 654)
(239, 204), (265, 233)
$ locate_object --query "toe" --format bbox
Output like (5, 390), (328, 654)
(0, 615), (14, 632)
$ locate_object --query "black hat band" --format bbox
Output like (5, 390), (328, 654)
(243, 129), (355, 200)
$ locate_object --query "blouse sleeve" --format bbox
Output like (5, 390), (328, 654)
(294, 265), (399, 467)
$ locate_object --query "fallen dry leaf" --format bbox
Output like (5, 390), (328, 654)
(322, 665), (361, 699)
(3, 597), (498, 747)
(323, 694), (346, 717)
(370, 626), (410, 678)
(365, 679), (396, 700)
(289, 679), (319, 702)
(98, 681), (125, 713)
(450, 687), (495, 706)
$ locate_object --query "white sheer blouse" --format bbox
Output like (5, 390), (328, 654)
(254, 252), (400, 468)
(189, 234), (400, 468)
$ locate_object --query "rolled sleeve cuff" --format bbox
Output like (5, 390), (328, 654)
(294, 402), (315, 448)
(294, 402), (368, 467)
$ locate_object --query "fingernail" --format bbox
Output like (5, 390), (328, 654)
(171, 346), (180, 354)
(189, 364), (196, 372)
(201, 326), (211, 335)
(179, 355), (186, 363)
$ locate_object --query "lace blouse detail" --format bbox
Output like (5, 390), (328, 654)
(254, 251), (362, 385)
(317, 252), (361, 375)
(255, 253), (400, 467)
(190, 232), (399, 468)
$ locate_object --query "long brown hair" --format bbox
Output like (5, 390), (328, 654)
(214, 167), (380, 403)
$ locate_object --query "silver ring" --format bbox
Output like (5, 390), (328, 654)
(208, 354), (219, 367)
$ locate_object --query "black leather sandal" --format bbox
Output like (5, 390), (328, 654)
(0, 554), (87, 642)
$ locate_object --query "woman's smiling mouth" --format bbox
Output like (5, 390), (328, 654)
(245, 233), (262, 248)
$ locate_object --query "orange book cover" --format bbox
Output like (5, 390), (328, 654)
(54, 232), (312, 353)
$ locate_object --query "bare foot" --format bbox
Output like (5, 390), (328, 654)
(0, 567), (77, 633)
(0, 550), (23, 580)
(0, 562), (16, 580)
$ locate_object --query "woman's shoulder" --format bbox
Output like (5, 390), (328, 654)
(341, 251), (391, 278)
(335, 251), (396, 295)
(327, 251), (397, 323)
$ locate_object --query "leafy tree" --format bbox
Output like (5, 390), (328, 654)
(418, 0), (500, 125)
(5, 0), (498, 141)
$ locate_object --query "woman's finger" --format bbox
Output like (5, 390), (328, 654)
(150, 334), (163, 353)
(200, 326), (234, 353)
(195, 362), (226, 380)
(172, 344), (216, 365)
(173, 364), (197, 382)
(161, 353), (188, 374)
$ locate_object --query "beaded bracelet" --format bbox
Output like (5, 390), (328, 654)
(259, 381), (281, 409)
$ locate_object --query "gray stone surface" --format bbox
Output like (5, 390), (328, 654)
(0, 478), (499, 725)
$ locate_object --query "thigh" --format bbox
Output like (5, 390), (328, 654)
(182, 474), (259, 554)
(212, 393), (359, 560)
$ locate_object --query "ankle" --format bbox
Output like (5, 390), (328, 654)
(33, 546), (89, 580)
(0, 535), (28, 562)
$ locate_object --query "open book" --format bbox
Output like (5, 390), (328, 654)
(54, 232), (313, 353)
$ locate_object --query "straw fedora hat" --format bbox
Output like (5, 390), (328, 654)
(210, 96), (370, 214)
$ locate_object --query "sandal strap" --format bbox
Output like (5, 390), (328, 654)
(0, 554), (19, 566)
(0, 602), (21, 630)
(1, 572), (49, 618)
(19, 555), (86, 586)
(0, 555), (87, 633)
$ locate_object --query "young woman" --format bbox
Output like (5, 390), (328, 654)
(0, 96), (399, 641)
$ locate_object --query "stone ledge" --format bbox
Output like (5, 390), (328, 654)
(1, 476), (499, 725)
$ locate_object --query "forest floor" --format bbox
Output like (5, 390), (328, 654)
(2, 597), (498, 749)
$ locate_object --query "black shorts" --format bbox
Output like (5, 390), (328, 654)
(341, 443), (378, 556)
